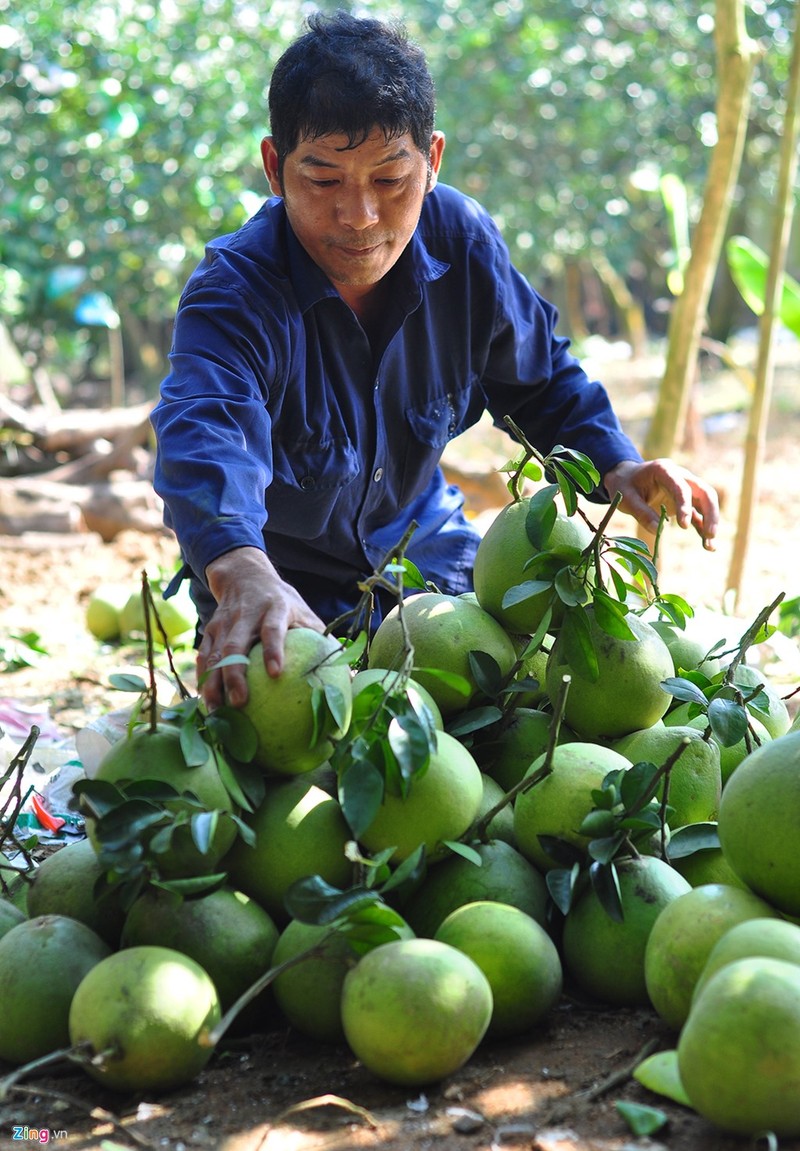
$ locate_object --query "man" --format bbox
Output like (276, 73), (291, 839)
(151, 11), (718, 711)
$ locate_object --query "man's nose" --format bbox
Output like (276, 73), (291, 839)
(337, 185), (379, 229)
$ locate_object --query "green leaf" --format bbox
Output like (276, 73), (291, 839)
(587, 831), (626, 865)
(707, 697), (749, 747)
(546, 862), (580, 915)
(666, 821), (721, 861)
(615, 1101), (669, 1137)
(633, 1048), (692, 1107)
(468, 649), (505, 697)
(388, 712), (432, 785)
(502, 578), (554, 610)
(589, 860), (623, 922)
(323, 681), (350, 731)
(210, 751), (253, 812)
(446, 705), (504, 738)
(554, 466), (578, 515)
(205, 707), (258, 763)
(554, 566), (589, 608)
(180, 722), (211, 768)
(190, 809), (218, 855)
(537, 835), (585, 867)
(441, 840), (483, 864)
(591, 589), (636, 639)
(283, 877), (371, 925)
(414, 666), (472, 700)
(619, 760), (661, 810)
(547, 445), (601, 487)
(338, 757), (385, 840)
(663, 676), (709, 706)
(153, 872), (227, 898)
(108, 672), (148, 693)
(727, 234), (800, 336)
(552, 456), (598, 495)
(559, 606), (599, 682)
(525, 486), (558, 549)
(380, 844), (426, 894)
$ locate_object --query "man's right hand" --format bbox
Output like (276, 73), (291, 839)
(197, 546), (325, 711)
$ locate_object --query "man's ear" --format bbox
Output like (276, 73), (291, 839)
(261, 137), (282, 195)
(426, 131), (446, 192)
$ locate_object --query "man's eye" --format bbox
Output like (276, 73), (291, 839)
(310, 178), (337, 187)
(377, 177), (402, 186)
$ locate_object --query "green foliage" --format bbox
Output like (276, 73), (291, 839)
(727, 235), (800, 336)
(0, 631), (49, 672)
(1, 1), (794, 382)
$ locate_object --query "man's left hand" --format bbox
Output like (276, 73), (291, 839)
(602, 458), (719, 550)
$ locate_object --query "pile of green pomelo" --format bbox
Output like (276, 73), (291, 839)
(2, 487), (800, 1141)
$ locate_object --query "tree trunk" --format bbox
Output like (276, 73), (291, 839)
(727, 6), (800, 608)
(644, 0), (760, 460)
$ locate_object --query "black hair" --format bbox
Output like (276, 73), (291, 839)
(267, 11), (436, 176)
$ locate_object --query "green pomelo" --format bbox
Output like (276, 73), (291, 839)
(478, 773), (516, 846)
(351, 667), (443, 731)
(664, 707), (772, 786)
(434, 900), (562, 1038)
(0, 897), (25, 941)
(401, 839), (548, 938)
(271, 920), (357, 1043)
(545, 609), (674, 740)
(91, 721), (238, 878)
(272, 915), (414, 1044)
(119, 584), (197, 646)
(613, 724), (721, 828)
(693, 917), (800, 1005)
(717, 731), (800, 916)
(223, 776), (351, 924)
(643, 883), (780, 1030)
(649, 620), (722, 677)
(26, 837), (126, 947)
(240, 629), (353, 775)
(85, 583), (130, 642)
(121, 885), (279, 1015)
(474, 707), (567, 792)
(0, 915), (111, 1064)
(473, 500), (593, 634)
(669, 831), (750, 891)
(562, 856), (691, 1007)
(359, 730), (484, 864)
(678, 958), (800, 1136)
(367, 592), (517, 717)
(69, 945), (220, 1093)
(510, 642), (550, 708)
(513, 742), (632, 872)
(340, 938), (493, 1086)
(733, 663), (792, 740)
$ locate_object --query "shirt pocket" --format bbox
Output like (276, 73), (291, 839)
(267, 436), (361, 540)
(400, 382), (485, 502)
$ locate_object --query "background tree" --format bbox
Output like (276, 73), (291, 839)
(0, 0), (796, 397)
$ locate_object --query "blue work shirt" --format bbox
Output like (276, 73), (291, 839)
(151, 182), (640, 630)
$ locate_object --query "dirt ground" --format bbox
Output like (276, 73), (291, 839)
(1, 343), (800, 1151)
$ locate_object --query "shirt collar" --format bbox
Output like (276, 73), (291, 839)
(278, 198), (451, 316)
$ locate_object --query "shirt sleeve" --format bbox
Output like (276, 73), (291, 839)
(151, 278), (279, 582)
(479, 230), (643, 490)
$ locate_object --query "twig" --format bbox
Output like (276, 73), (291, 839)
(578, 1036), (661, 1101)
(4, 1082), (157, 1150)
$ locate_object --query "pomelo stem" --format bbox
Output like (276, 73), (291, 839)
(326, 521), (419, 643)
(203, 934), (336, 1047)
(0, 1043), (92, 1099)
(467, 674), (571, 841)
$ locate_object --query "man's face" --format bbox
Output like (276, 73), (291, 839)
(261, 128), (445, 306)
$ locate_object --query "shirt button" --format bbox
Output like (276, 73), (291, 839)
(373, 467), (383, 483)
(300, 475), (316, 491)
